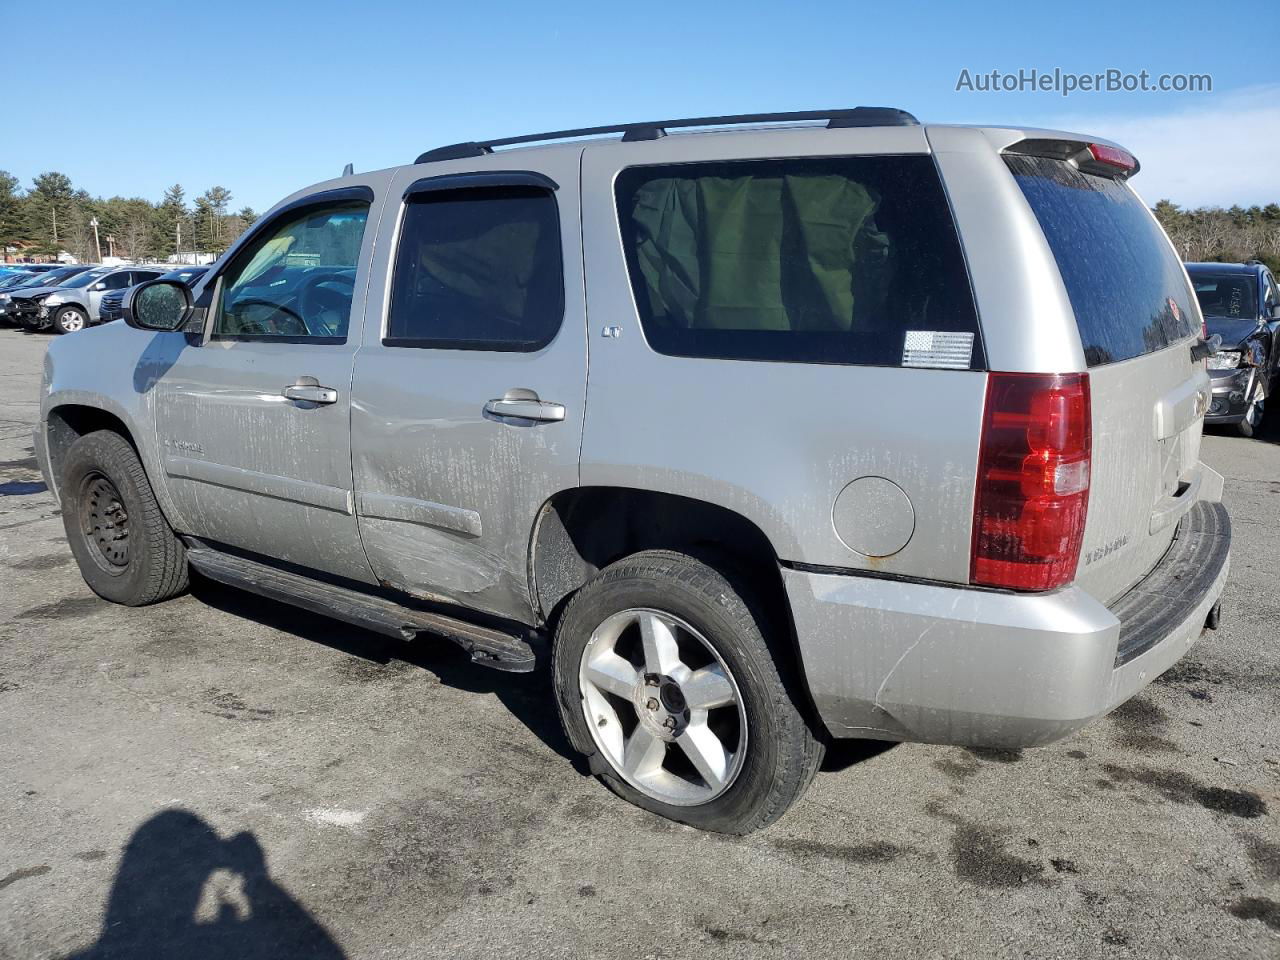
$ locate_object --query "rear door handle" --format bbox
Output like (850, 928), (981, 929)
(484, 388), (565, 423)
(283, 377), (338, 405)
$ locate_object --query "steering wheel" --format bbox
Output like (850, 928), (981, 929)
(228, 298), (309, 337)
(299, 272), (356, 337)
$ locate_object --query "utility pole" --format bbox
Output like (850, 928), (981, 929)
(106, 234), (115, 258)
(176, 221), (182, 262)
(89, 217), (102, 262)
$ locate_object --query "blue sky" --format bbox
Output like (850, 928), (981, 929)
(6, 0), (1277, 211)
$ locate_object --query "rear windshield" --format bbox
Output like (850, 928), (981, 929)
(615, 156), (983, 368)
(1006, 155), (1197, 366)
(1189, 272), (1257, 320)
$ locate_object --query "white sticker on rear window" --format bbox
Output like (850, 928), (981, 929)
(902, 330), (974, 369)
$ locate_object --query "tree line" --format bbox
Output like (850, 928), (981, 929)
(1150, 200), (1280, 273)
(0, 170), (257, 263)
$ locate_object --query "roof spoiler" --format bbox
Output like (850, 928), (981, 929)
(1004, 138), (1140, 179)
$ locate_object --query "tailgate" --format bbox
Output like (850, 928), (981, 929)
(1081, 345), (1207, 603)
(1004, 152), (1206, 605)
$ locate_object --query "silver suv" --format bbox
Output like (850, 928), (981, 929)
(15, 264), (165, 334)
(36, 108), (1231, 834)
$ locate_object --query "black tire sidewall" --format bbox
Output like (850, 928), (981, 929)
(554, 553), (808, 833)
(62, 433), (161, 604)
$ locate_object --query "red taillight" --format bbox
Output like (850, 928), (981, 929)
(971, 372), (1091, 591)
(1087, 142), (1137, 173)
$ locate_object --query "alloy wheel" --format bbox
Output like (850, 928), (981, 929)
(578, 607), (748, 806)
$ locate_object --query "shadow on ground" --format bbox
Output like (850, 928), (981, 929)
(189, 576), (583, 766)
(189, 576), (894, 780)
(65, 809), (344, 959)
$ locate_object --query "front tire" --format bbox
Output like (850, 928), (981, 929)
(552, 550), (823, 834)
(52, 305), (89, 335)
(61, 430), (188, 606)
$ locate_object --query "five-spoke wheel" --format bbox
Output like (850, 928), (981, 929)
(579, 608), (747, 805)
(553, 549), (824, 834)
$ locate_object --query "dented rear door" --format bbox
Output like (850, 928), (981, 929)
(349, 151), (587, 624)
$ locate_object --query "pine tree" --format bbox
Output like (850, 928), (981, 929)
(0, 171), (22, 251)
(25, 172), (77, 257)
(149, 184), (187, 260)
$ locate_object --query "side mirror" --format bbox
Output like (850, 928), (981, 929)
(92, 282), (106, 291)
(123, 279), (193, 332)
(1270, 304), (1280, 320)
(1190, 333), (1222, 362)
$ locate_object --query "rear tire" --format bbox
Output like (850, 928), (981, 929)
(61, 430), (188, 606)
(552, 549), (823, 834)
(52, 305), (89, 335)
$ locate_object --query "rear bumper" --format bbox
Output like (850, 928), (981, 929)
(784, 498), (1230, 747)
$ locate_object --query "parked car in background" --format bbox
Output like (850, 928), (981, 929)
(98, 266), (208, 325)
(1186, 261), (1280, 437)
(38, 109), (1232, 833)
(10, 265), (165, 334)
(0, 265), (96, 326)
(0, 263), (61, 281)
(0, 271), (38, 289)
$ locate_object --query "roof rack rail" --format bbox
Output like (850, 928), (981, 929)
(415, 106), (919, 164)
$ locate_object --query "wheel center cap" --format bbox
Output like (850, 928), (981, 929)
(659, 680), (686, 714)
(634, 673), (689, 741)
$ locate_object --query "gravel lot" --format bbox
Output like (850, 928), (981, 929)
(0, 326), (1277, 959)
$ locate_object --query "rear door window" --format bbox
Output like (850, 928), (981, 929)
(385, 186), (563, 351)
(1005, 155), (1197, 366)
(614, 156), (983, 368)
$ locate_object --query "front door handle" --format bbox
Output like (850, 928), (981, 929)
(484, 388), (565, 423)
(283, 377), (338, 405)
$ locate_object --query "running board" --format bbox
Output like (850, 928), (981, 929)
(185, 545), (537, 672)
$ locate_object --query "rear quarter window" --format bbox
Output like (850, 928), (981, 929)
(1005, 155), (1197, 366)
(615, 155), (983, 368)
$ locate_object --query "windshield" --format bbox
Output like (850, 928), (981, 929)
(46, 268), (81, 284)
(1189, 273), (1258, 320)
(62, 268), (110, 289)
(0, 273), (36, 289)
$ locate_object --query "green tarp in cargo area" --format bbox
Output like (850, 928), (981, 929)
(629, 174), (889, 332)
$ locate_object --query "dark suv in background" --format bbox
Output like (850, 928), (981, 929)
(1187, 261), (1280, 437)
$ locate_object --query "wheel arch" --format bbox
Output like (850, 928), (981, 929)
(528, 487), (815, 709)
(42, 399), (180, 530)
(530, 487), (788, 619)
